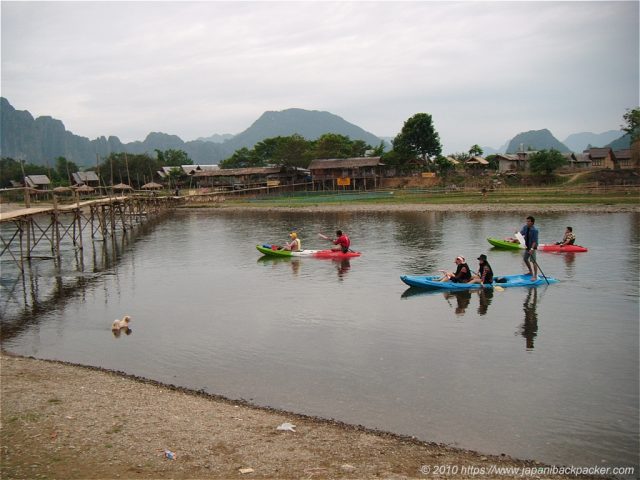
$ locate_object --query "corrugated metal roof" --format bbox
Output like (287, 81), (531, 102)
(308, 157), (383, 170)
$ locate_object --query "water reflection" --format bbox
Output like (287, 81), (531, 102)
(0, 218), (160, 341)
(401, 287), (494, 317)
(444, 290), (472, 316)
(476, 287), (494, 315)
(518, 288), (538, 350)
(563, 253), (576, 276)
(335, 259), (350, 279)
(256, 255), (301, 275)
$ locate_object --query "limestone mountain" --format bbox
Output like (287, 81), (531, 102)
(221, 108), (383, 152)
(0, 99), (383, 167)
(505, 129), (570, 154)
(563, 130), (624, 152)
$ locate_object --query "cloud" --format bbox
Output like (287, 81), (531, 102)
(2, 1), (638, 153)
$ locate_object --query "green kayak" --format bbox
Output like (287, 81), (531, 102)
(487, 238), (524, 250)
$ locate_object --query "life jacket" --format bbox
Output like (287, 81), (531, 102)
(452, 263), (472, 283)
(480, 262), (494, 283)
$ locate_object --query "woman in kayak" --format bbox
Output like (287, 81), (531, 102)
(438, 256), (472, 283)
(468, 254), (494, 286)
(280, 232), (301, 251)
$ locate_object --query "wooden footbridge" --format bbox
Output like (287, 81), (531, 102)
(0, 195), (181, 273)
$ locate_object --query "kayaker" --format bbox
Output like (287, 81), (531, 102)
(281, 232), (301, 251)
(468, 254), (494, 286)
(438, 256), (472, 283)
(555, 226), (576, 246)
(319, 230), (351, 253)
(520, 216), (539, 281)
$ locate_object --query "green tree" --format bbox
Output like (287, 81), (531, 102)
(55, 157), (79, 185)
(312, 133), (353, 159)
(434, 156), (456, 176)
(274, 134), (310, 167)
(621, 107), (640, 142)
(528, 149), (566, 175)
(158, 149), (192, 167)
(469, 144), (483, 157)
(97, 153), (158, 188)
(219, 148), (256, 168)
(392, 113), (442, 162)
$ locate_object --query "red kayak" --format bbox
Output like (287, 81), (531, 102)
(538, 244), (588, 252)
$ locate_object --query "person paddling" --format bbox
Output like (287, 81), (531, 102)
(468, 254), (494, 286)
(520, 216), (539, 281)
(319, 230), (350, 253)
(438, 256), (472, 283)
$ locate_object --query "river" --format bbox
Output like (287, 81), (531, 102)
(1, 209), (638, 471)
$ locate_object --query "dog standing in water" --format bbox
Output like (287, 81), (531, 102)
(111, 315), (132, 336)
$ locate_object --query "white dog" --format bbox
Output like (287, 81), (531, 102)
(112, 315), (131, 331)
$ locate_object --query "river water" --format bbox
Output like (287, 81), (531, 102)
(1, 209), (638, 471)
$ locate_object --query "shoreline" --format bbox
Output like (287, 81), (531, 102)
(1, 352), (603, 479)
(184, 202), (640, 214)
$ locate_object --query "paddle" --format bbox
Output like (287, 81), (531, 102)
(318, 232), (355, 253)
(532, 255), (550, 285)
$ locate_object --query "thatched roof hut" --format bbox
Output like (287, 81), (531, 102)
(141, 182), (163, 190)
(112, 183), (133, 191)
(74, 185), (95, 194)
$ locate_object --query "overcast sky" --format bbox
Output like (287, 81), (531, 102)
(1, 1), (638, 154)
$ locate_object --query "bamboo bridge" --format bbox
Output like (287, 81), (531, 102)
(0, 195), (181, 273)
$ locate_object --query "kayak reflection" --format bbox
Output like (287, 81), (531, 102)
(256, 255), (301, 275)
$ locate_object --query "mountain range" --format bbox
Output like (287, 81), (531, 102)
(0, 97), (629, 167)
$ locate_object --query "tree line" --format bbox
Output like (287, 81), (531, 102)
(1, 149), (192, 189)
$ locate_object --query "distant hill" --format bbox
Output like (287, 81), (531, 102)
(0, 99), (384, 167)
(563, 130), (624, 152)
(505, 129), (570, 154)
(197, 133), (235, 143)
(221, 108), (384, 152)
(606, 134), (632, 150)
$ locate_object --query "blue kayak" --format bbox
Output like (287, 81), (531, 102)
(400, 273), (558, 290)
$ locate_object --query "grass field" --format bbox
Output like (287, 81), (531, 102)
(224, 185), (639, 208)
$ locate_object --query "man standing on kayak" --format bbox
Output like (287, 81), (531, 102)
(520, 216), (539, 281)
(319, 230), (350, 253)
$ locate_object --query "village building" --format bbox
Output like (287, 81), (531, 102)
(583, 147), (616, 169)
(495, 153), (529, 173)
(308, 157), (385, 190)
(191, 165), (309, 190)
(24, 175), (51, 191)
(71, 171), (101, 188)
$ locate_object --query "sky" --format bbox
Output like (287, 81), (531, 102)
(1, 1), (638, 154)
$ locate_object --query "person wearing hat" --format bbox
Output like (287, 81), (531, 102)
(280, 231), (301, 251)
(468, 254), (494, 286)
(438, 256), (472, 283)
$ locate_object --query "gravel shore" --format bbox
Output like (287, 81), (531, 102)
(1, 353), (600, 479)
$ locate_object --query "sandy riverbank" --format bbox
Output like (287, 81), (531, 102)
(1, 353), (605, 479)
